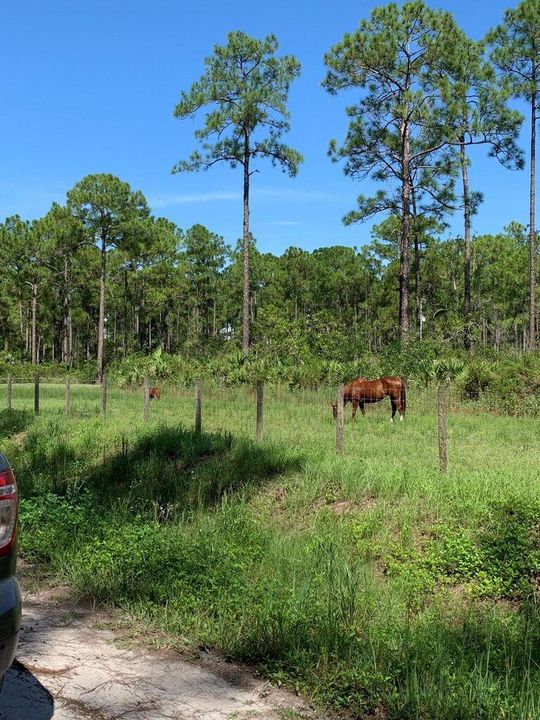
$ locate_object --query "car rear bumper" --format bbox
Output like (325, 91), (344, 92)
(0, 577), (21, 677)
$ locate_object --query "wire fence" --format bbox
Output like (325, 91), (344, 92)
(1, 375), (538, 479)
(1, 374), (538, 434)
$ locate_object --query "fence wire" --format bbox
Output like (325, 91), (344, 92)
(0, 377), (538, 443)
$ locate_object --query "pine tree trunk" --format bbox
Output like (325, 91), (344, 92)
(139, 282), (145, 351)
(461, 138), (472, 351)
(18, 300), (24, 343)
(63, 256), (71, 365)
(97, 234), (106, 383)
(69, 318), (73, 364)
(399, 122), (410, 345)
(529, 88), (537, 350)
(411, 184), (421, 338)
(242, 133), (251, 353)
(123, 266), (129, 358)
(31, 284), (37, 365)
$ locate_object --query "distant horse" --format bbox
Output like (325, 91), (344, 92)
(149, 386), (161, 400)
(332, 376), (406, 422)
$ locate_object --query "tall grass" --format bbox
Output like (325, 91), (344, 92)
(4, 382), (540, 718)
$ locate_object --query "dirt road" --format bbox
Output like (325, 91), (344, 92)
(0, 592), (317, 720)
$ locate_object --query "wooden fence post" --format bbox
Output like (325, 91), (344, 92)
(65, 375), (71, 417)
(256, 380), (264, 441)
(101, 373), (107, 418)
(34, 373), (40, 415)
(438, 383), (448, 473)
(143, 378), (150, 422)
(336, 383), (344, 455)
(7, 376), (12, 412)
(194, 380), (202, 433)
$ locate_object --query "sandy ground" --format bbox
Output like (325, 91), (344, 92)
(0, 590), (319, 720)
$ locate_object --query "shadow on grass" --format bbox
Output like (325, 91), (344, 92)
(19, 424), (303, 612)
(0, 409), (32, 439)
(85, 425), (304, 512)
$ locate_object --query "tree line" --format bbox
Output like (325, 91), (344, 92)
(0, 210), (532, 368)
(1, 0), (539, 378)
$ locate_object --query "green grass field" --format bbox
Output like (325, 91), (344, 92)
(5, 381), (540, 719)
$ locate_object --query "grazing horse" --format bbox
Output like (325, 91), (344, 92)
(149, 386), (161, 400)
(332, 376), (406, 422)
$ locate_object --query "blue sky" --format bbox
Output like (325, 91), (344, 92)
(0, 0), (532, 255)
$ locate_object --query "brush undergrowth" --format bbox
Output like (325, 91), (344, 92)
(3, 383), (540, 719)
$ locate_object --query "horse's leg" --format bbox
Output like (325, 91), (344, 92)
(391, 390), (404, 421)
(399, 385), (405, 421)
(352, 399), (358, 420)
(360, 401), (365, 416)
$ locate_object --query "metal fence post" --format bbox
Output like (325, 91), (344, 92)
(194, 380), (202, 433)
(256, 380), (264, 441)
(336, 383), (344, 455)
(7, 376), (12, 412)
(143, 377), (150, 422)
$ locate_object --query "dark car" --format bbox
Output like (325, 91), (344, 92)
(0, 453), (21, 681)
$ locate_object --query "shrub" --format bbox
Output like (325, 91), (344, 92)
(458, 360), (497, 398)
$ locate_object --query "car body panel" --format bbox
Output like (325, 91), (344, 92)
(0, 453), (20, 681)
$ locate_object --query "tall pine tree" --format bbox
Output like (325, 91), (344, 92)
(489, 0), (540, 349)
(172, 31), (302, 352)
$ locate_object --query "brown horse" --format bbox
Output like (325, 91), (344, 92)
(332, 376), (406, 422)
(149, 386), (161, 400)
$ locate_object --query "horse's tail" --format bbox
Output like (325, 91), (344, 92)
(400, 382), (406, 413)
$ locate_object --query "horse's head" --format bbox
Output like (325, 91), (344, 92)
(331, 402), (337, 419)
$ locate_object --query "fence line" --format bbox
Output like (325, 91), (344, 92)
(0, 377), (535, 413)
(0, 377), (537, 471)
